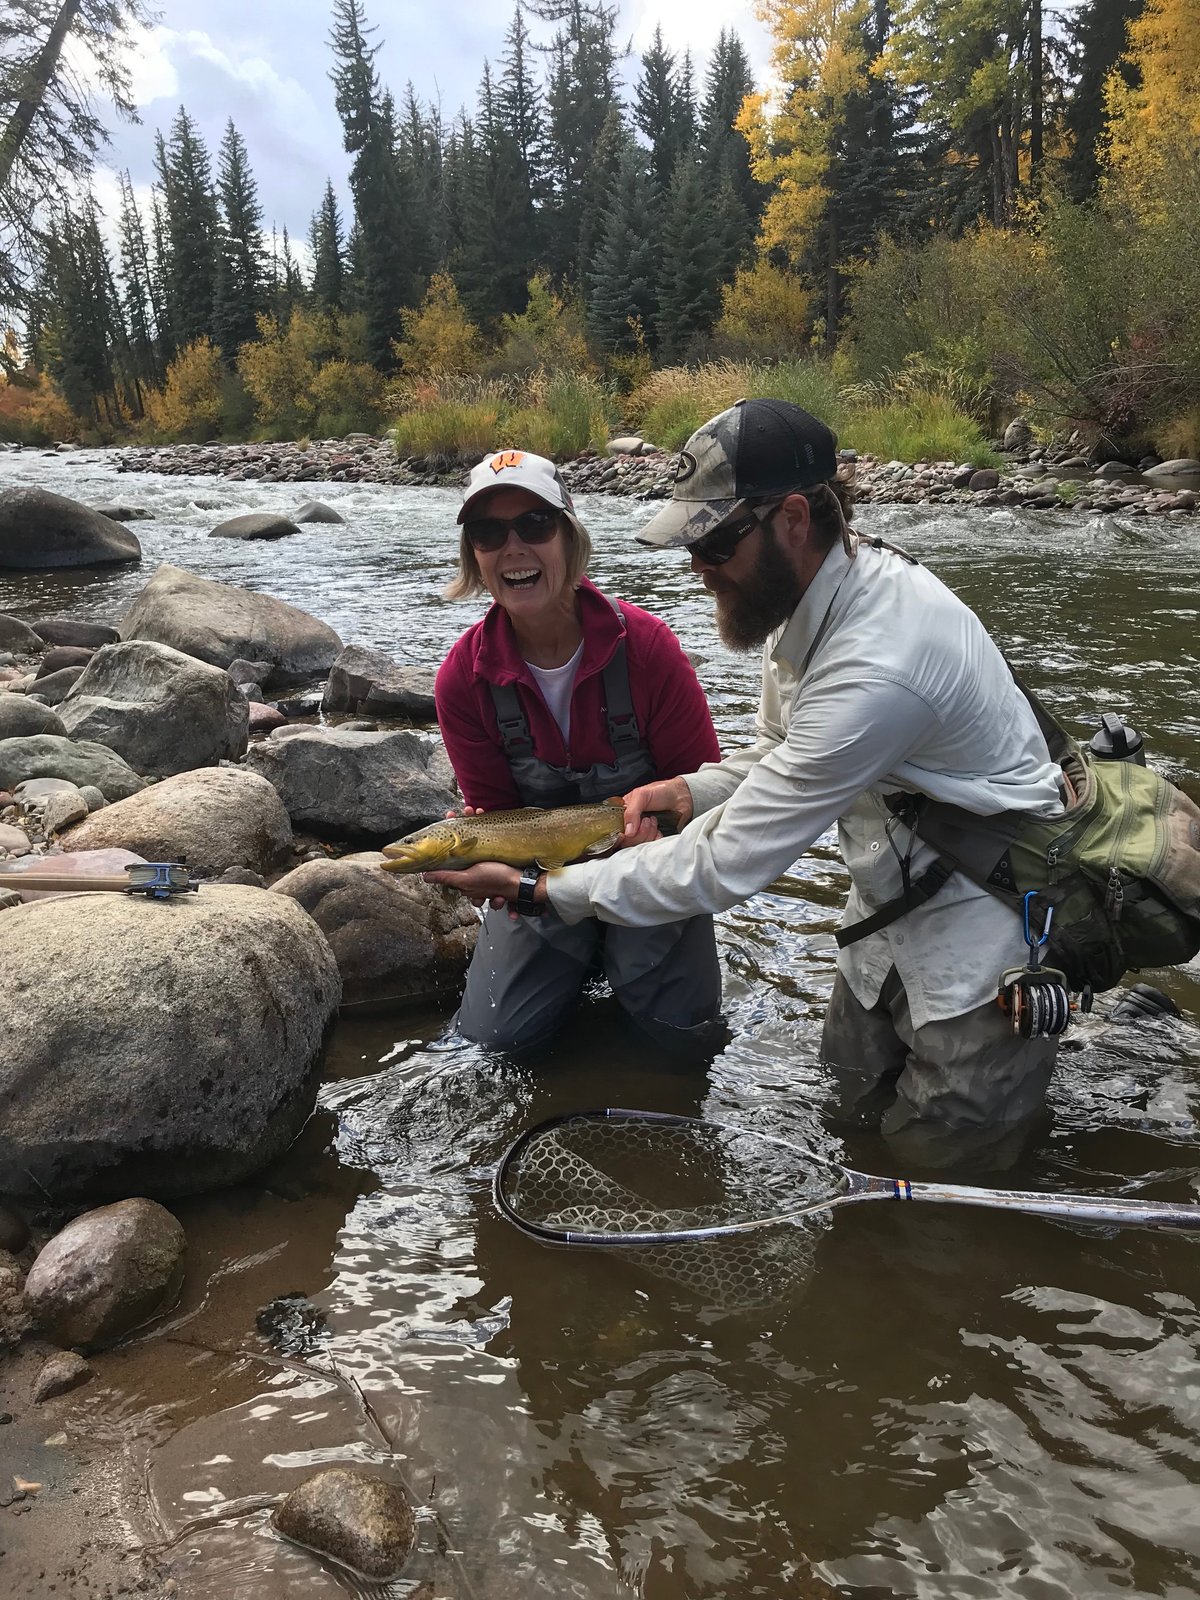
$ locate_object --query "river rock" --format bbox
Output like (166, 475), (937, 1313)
(1002, 417), (1033, 451)
(36, 646), (94, 678)
(245, 728), (457, 843)
(21, 782), (89, 835)
(969, 469), (1000, 490)
(321, 646), (437, 720)
(0, 614), (45, 654)
(57, 641), (249, 778)
(1142, 458), (1200, 487)
(294, 500), (345, 525)
(606, 436), (647, 455)
(271, 855), (477, 1006)
(23, 1199), (186, 1350)
(210, 512), (302, 541)
(272, 1468), (416, 1583)
(29, 666), (86, 705)
(0, 697), (65, 740)
(61, 766), (292, 876)
(0, 487), (142, 569)
(0, 821), (31, 854)
(0, 887), (341, 1200)
(33, 1351), (94, 1401)
(1, 1249), (30, 1349)
(0, 734), (145, 800)
(90, 504), (152, 522)
(120, 564), (343, 683)
(227, 657), (272, 687)
(248, 702), (288, 734)
(33, 619), (121, 649)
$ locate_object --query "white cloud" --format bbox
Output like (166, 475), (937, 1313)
(627, 0), (773, 81)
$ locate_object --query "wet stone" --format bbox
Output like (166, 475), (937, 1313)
(272, 1466), (417, 1582)
(255, 1292), (328, 1356)
(33, 1350), (93, 1403)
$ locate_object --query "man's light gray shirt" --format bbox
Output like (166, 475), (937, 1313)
(547, 539), (1064, 1027)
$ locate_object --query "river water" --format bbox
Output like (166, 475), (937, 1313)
(3, 450), (1199, 1600)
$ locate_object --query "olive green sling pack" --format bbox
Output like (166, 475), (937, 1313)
(856, 673), (1200, 993)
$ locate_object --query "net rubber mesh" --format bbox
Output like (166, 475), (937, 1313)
(498, 1114), (836, 1313)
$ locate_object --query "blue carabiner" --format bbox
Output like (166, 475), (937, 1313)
(1022, 890), (1053, 968)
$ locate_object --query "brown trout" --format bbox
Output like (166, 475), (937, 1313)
(381, 798), (633, 873)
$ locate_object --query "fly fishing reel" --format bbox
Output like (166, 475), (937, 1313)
(123, 861), (200, 899)
(997, 893), (1074, 1039)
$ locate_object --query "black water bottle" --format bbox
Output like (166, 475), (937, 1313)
(1090, 712), (1146, 765)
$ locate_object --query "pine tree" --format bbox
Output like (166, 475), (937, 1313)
(534, 0), (622, 281)
(655, 153), (727, 359)
(634, 27), (696, 198)
(310, 180), (347, 314)
(588, 143), (659, 352)
(699, 29), (761, 227)
(1061, 0), (1142, 200)
(213, 120), (267, 361)
(44, 197), (124, 427)
(116, 170), (163, 387)
(154, 106), (220, 347)
(498, 4), (549, 212)
(458, 64), (536, 325)
(328, 0), (424, 367)
(577, 104), (630, 288)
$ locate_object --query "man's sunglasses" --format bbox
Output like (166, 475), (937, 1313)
(687, 506), (773, 566)
(463, 507), (561, 552)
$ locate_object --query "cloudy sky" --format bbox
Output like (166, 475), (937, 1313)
(86, 1), (772, 252)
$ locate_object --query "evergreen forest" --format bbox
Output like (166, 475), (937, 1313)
(1, 0), (1197, 465)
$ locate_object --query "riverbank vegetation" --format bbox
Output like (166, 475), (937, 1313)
(1, 0), (1196, 466)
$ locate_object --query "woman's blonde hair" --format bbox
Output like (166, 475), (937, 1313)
(444, 508), (593, 601)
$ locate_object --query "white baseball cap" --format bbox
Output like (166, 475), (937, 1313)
(458, 449), (578, 523)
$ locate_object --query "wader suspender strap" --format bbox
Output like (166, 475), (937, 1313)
(489, 596), (643, 763)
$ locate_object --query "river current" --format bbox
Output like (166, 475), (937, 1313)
(3, 450), (1199, 1599)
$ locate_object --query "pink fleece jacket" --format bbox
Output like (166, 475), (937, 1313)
(435, 577), (721, 810)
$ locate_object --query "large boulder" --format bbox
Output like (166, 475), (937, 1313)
(60, 766), (293, 876)
(57, 640), (249, 777)
(120, 564), (342, 684)
(0, 487), (142, 569)
(0, 887), (341, 1201)
(0, 613), (44, 654)
(294, 500), (345, 525)
(210, 512), (302, 541)
(0, 696), (65, 740)
(244, 728), (457, 843)
(0, 733), (145, 800)
(1143, 458), (1200, 487)
(23, 1198), (185, 1351)
(272, 854), (477, 1007)
(321, 645), (437, 720)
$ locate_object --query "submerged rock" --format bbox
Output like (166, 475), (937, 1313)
(294, 500), (345, 525)
(0, 488), (142, 570)
(24, 1198), (185, 1350)
(33, 1350), (94, 1401)
(272, 1467), (416, 1582)
(209, 512), (301, 541)
(0, 887), (341, 1200)
(61, 765), (292, 876)
(120, 564), (343, 683)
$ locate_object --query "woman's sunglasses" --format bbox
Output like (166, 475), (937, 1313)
(464, 507), (561, 552)
(687, 508), (765, 567)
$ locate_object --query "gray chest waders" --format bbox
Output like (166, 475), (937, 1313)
(488, 614), (657, 807)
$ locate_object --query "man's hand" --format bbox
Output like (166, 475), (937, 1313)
(620, 777), (693, 843)
(423, 861), (537, 917)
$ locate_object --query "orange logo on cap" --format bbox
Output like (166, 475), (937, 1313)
(490, 450), (526, 473)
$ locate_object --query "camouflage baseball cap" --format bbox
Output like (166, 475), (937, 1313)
(636, 398), (839, 549)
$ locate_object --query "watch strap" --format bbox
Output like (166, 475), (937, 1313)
(515, 864), (542, 916)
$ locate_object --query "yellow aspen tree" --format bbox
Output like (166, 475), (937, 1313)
(1104, 0), (1200, 198)
(737, 0), (871, 276)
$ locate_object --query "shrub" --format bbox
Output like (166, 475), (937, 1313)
(0, 369), (78, 444)
(391, 401), (502, 468)
(310, 359), (385, 437)
(394, 274), (484, 375)
(142, 338), (224, 441)
(491, 274), (592, 377)
(630, 358), (843, 451)
(713, 262), (811, 357)
(842, 392), (998, 466)
(237, 311), (322, 437)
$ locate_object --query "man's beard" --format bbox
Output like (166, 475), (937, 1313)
(713, 526), (805, 651)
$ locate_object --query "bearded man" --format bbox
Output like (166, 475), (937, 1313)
(427, 399), (1067, 1165)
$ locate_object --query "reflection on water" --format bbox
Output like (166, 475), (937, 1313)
(4, 452), (1199, 1598)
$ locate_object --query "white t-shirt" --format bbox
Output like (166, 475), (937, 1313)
(526, 640), (584, 742)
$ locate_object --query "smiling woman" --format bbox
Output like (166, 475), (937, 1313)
(431, 447), (726, 1056)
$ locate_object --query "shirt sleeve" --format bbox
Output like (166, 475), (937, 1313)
(633, 617), (721, 777)
(546, 669), (944, 926)
(435, 659), (522, 811)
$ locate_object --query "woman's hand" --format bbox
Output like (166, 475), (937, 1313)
(617, 777), (693, 846)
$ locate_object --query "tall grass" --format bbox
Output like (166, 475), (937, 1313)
(630, 359), (845, 450)
(389, 369), (613, 466)
(842, 394), (999, 467)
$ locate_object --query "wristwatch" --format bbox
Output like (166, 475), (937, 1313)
(514, 865), (543, 916)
